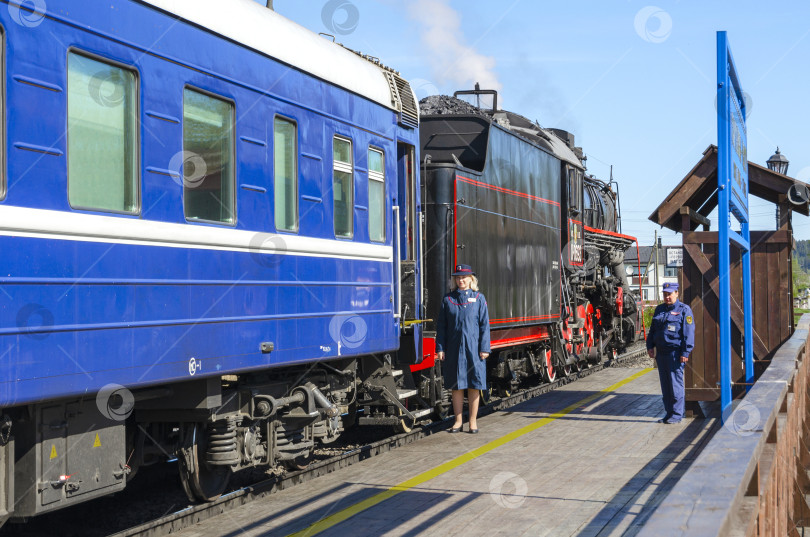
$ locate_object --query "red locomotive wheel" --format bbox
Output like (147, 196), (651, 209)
(562, 322), (574, 355)
(585, 304), (596, 348)
(557, 362), (573, 377)
(544, 349), (556, 383)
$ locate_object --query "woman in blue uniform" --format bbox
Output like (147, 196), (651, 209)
(436, 264), (491, 433)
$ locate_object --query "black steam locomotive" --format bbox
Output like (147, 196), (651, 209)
(409, 88), (642, 398)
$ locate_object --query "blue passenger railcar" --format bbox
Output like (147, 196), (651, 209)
(0, 0), (425, 522)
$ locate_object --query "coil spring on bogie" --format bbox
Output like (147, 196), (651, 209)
(275, 424), (313, 461)
(206, 416), (239, 466)
(275, 424), (306, 446)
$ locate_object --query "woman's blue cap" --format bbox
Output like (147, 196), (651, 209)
(662, 282), (679, 292)
(452, 264), (475, 276)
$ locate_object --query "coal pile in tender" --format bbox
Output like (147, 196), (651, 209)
(419, 95), (489, 118)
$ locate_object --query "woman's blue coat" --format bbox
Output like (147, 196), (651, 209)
(436, 288), (491, 390)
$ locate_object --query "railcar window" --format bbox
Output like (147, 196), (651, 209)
(274, 117), (297, 232)
(183, 89), (234, 224)
(583, 185), (594, 227)
(67, 53), (138, 213)
(567, 168), (579, 214)
(333, 137), (353, 238)
(368, 148), (385, 242)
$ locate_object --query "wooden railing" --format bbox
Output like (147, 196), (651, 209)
(638, 314), (810, 536)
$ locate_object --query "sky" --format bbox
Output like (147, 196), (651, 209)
(265, 0), (810, 246)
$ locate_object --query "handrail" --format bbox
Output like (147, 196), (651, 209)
(638, 314), (810, 536)
(393, 205), (401, 320)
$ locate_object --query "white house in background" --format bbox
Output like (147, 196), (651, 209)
(796, 288), (810, 309)
(624, 245), (681, 301)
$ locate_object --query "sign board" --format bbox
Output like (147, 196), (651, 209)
(728, 82), (748, 220)
(666, 247), (683, 268)
(716, 31), (753, 420)
(716, 32), (748, 222)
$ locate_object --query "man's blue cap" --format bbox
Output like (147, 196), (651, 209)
(662, 282), (679, 293)
(452, 264), (475, 276)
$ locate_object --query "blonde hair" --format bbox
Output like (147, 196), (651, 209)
(449, 274), (479, 291)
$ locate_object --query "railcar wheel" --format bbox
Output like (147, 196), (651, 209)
(342, 400), (358, 428)
(178, 424), (232, 502)
(283, 448), (315, 470)
(542, 349), (556, 383)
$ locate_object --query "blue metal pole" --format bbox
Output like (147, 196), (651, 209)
(716, 32), (732, 417)
(742, 222), (753, 389)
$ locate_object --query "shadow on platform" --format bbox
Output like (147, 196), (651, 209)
(505, 391), (665, 419)
(572, 409), (719, 537)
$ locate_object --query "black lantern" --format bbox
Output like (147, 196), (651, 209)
(767, 147), (789, 175)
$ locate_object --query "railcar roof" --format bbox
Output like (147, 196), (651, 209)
(139, 0), (395, 110)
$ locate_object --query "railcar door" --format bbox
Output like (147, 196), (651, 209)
(394, 142), (423, 362)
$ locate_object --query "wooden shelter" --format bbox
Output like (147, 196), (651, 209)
(649, 145), (810, 402)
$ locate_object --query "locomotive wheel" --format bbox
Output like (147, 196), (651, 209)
(583, 304), (598, 363)
(178, 424), (232, 502)
(543, 349), (556, 383)
(485, 383), (512, 400)
(573, 358), (590, 372)
(434, 402), (450, 420)
(602, 345), (618, 364)
(557, 363), (573, 377)
(562, 324), (574, 355)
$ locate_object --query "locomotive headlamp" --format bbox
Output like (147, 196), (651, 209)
(766, 147), (789, 175)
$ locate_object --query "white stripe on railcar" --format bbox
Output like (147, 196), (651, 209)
(0, 206), (392, 262)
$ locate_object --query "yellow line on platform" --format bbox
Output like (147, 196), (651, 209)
(287, 368), (653, 537)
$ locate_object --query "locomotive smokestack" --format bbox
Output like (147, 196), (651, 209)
(266, 0), (274, 10)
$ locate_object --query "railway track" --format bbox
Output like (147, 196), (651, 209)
(104, 344), (649, 537)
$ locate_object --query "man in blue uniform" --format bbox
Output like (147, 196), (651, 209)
(646, 282), (695, 424)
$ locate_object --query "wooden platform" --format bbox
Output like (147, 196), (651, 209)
(172, 368), (719, 537)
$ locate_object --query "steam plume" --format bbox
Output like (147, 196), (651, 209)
(407, 0), (502, 93)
